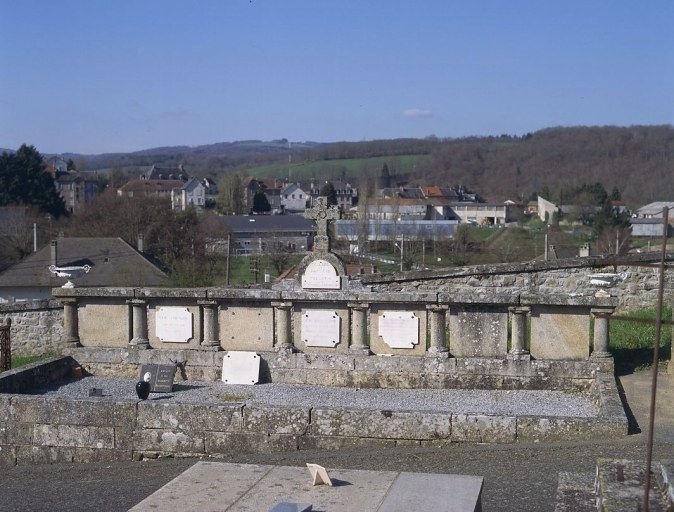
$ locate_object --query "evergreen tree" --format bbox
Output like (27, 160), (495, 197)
(252, 190), (271, 213)
(0, 145), (67, 217)
(319, 181), (338, 206)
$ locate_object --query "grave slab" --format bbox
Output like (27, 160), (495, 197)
(130, 461), (483, 512)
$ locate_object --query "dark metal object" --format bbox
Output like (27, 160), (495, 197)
(0, 318), (11, 372)
(643, 207), (669, 511)
(89, 388), (103, 397)
(135, 381), (150, 400)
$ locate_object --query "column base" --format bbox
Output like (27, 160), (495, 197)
(275, 344), (295, 355)
(200, 341), (221, 351)
(507, 351), (531, 361)
(426, 347), (449, 358)
(349, 346), (371, 355)
(591, 351), (613, 360)
(59, 337), (81, 349)
(129, 338), (150, 349)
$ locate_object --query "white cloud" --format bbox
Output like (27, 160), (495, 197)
(403, 108), (433, 118)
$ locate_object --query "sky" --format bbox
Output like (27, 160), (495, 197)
(1, 0), (673, 155)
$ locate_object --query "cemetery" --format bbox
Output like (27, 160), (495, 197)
(1, 198), (673, 509)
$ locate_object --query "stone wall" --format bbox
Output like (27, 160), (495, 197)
(0, 300), (63, 356)
(0, 361), (626, 467)
(362, 253), (674, 313)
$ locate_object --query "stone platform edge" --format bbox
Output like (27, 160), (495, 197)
(0, 359), (627, 466)
(65, 347), (614, 390)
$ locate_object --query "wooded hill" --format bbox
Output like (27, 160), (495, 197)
(49, 125), (674, 207)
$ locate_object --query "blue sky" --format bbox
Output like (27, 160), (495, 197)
(1, 1), (672, 154)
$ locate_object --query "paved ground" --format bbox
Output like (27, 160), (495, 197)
(2, 368), (673, 512)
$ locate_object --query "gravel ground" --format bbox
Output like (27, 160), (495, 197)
(25, 375), (600, 417)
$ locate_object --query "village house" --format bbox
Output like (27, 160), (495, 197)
(0, 237), (167, 303)
(209, 215), (316, 255)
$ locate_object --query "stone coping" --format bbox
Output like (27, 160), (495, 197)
(51, 286), (618, 308)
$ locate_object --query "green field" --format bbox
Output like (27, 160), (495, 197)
(610, 307), (672, 374)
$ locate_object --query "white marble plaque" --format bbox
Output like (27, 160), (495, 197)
(156, 306), (193, 343)
(378, 311), (419, 349)
(302, 310), (341, 347)
(221, 351), (260, 384)
(301, 259), (340, 289)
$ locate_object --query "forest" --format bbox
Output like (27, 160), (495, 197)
(45, 124), (674, 208)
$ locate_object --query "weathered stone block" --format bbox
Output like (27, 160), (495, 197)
(0, 445), (17, 466)
(451, 414), (516, 443)
(0, 421), (32, 445)
(355, 355), (425, 373)
(204, 431), (298, 455)
(517, 416), (616, 442)
(114, 426), (135, 450)
(136, 402), (242, 431)
(449, 306), (508, 357)
(79, 301), (129, 348)
(294, 353), (355, 371)
(33, 424), (115, 449)
(11, 397), (136, 427)
(529, 305), (590, 360)
(242, 405), (310, 435)
(220, 306), (274, 351)
(298, 435), (395, 451)
(16, 445), (77, 465)
(133, 429), (205, 454)
(311, 409), (451, 440)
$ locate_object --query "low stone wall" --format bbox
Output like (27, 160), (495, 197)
(0, 361), (627, 466)
(363, 253), (674, 313)
(0, 300), (63, 356)
(0, 356), (77, 394)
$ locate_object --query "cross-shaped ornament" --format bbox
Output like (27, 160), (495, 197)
(304, 197), (340, 253)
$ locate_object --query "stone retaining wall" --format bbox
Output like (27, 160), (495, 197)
(0, 300), (63, 356)
(363, 253), (674, 313)
(0, 363), (627, 467)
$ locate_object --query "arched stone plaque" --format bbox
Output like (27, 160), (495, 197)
(301, 259), (340, 289)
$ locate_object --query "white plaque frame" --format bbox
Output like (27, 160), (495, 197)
(302, 310), (341, 347)
(156, 306), (193, 343)
(301, 259), (340, 289)
(378, 311), (419, 349)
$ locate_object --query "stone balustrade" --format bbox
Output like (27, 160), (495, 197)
(52, 286), (617, 364)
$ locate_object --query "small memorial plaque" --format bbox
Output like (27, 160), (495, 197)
(302, 310), (340, 347)
(139, 364), (176, 393)
(221, 351), (260, 385)
(378, 311), (419, 349)
(156, 306), (193, 343)
(301, 259), (340, 289)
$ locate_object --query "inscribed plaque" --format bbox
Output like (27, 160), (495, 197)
(301, 259), (340, 289)
(156, 306), (193, 343)
(302, 310), (341, 347)
(378, 311), (419, 349)
(139, 364), (176, 393)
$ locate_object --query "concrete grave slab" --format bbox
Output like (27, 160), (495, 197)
(130, 461), (483, 512)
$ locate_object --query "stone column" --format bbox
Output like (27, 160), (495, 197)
(591, 307), (614, 359)
(426, 304), (449, 356)
(272, 301), (293, 352)
(508, 306), (530, 360)
(348, 302), (370, 354)
(60, 298), (80, 348)
(199, 300), (221, 350)
(128, 299), (149, 349)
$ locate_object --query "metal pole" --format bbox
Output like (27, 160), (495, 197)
(225, 234), (231, 286)
(643, 206), (669, 511)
